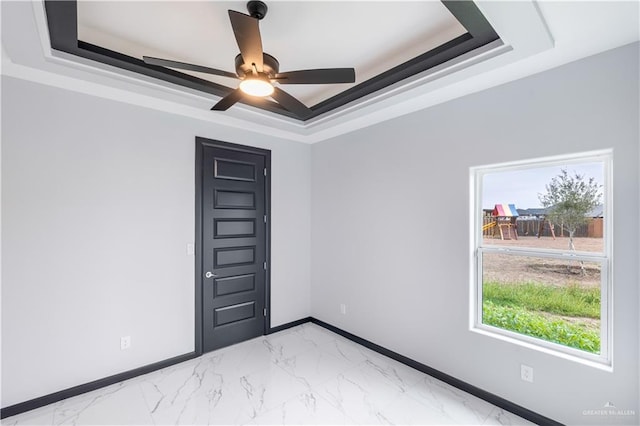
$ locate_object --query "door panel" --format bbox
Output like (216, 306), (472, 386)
(214, 301), (256, 326)
(201, 145), (267, 352)
(214, 158), (257, 181)
(215, 246), (255, 267)
(215, 190), (256, 209)
(214, 274), (255, 296)
(214, 219), (255, 238)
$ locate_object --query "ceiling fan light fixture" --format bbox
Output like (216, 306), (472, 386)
(239, 77), (274, 97)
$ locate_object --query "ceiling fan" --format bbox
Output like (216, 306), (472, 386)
(143, 1), (356, 119)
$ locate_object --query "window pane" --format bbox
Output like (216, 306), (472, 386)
(481, 162), (604, 253)
(481, 252), (601, 354)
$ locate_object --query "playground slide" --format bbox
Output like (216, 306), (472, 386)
(482, 221), (496, 232)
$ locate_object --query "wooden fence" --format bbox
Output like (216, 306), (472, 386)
(482, 213), (603, 238)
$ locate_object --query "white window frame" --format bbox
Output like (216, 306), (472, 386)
(470, 150), (613, 368)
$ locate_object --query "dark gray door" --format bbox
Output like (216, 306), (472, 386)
(201, 144), (267, 352)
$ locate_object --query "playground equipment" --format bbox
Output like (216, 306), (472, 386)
(482, 221), (496, 232)
(490, 204), (519, 240)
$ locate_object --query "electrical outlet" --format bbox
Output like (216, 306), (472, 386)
(521, 364), (533, 383)
(340, 304), (347, 315)
(121, 336), (131, 350)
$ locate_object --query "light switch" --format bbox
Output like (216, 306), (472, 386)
(187, 243), (195, 255)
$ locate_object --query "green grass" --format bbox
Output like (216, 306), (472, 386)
(483, 281), (600, 319)
(482, 301), (600, 353)
(482, 281), (601, 353)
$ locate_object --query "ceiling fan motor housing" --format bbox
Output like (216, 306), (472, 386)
(235, 53), (279, 78)
(247, 1), (268, 20)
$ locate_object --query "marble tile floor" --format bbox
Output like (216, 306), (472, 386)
(3, 323), (535, 425)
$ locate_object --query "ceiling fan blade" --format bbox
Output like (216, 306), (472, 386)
(273, 68), (356, 84)
(228, 10), (264, 72)
(211, 88), (244, 111)
(143, 56), (238, 79)
(271, 87), (312, 119)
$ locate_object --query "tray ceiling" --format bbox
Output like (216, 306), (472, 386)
(77, 1), (466, 107)
(45, 1), (499, 121)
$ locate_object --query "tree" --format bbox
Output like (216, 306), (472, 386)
(538, 169), (602, 254)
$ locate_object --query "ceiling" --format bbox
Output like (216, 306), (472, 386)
(76, 1), (467, 107)
(47, 0), (499, 121)
(1, 1), (639, 143)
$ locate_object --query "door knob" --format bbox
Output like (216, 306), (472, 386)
(205, 271), (218, 278)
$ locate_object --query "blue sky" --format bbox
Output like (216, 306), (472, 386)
(482, 162), (604, 210)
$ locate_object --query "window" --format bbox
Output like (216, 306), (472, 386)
(471, 151), (611, 366)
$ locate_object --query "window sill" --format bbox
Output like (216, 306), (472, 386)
(470, 324), (613, 372)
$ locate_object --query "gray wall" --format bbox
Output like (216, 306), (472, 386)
(1, 76), (311, 407)
(2, 39), (638, 424)
(311, 43), (639, 425)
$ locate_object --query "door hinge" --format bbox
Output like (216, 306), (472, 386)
(263, 308), (267, 317)
(263, 168), (267, 176)
(263, 215), (267, 223)
(263, 261), (267, 270)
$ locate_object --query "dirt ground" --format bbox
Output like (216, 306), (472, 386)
(482, 236), (602, 287)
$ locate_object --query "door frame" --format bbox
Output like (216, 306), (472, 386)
(194, 137), (271, 355)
